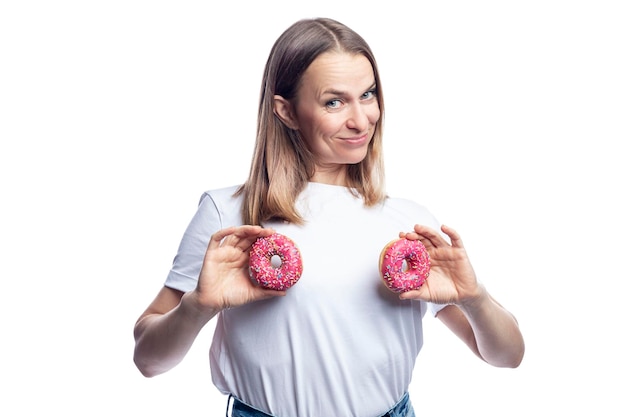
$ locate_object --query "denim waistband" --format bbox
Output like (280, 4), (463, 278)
(380, 392), (412, 417)
(228, 392), (412, 417)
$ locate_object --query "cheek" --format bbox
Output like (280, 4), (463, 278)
(367, 106), (381, 124)
(310, 114), (343, 138)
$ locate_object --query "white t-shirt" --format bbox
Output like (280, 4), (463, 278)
(165, 182), (444, 417)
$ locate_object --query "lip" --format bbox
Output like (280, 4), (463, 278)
(341, 134), (369, 146)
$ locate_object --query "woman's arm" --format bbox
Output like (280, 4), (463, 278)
(399, 224), (525, 368)
(133, 225), (284, 377)
(436, 293), (524, 368)
(133, 286), (218, 377)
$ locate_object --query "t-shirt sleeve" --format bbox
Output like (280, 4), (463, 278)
(428, 302), (449, 316)
(164, 192), (223, 293)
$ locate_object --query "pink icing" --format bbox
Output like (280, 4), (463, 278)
(249, 233), (303, 290)
(380, 239), (430, 292)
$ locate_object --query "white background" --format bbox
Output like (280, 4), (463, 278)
(1, 1), (625, 415)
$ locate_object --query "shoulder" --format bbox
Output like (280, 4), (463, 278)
(381, 195), (440, 229)
(193, 185), (244, 226)
(383, 195), (429, 211)
(199, 184), (242, 206)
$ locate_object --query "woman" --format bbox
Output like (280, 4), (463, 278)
(133, 17), (524, 417)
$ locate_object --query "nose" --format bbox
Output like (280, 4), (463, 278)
(346, 104), (369, 132)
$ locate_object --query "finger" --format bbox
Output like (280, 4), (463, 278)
(207, 226), (238, 250)
(231, 226), (275, 251)
(398, 288), (426, 301)
(400, 229), (430, 240)
(236, 225), (276, 239)
(255, 287), (287, 299)
(398, 231), (435, 251)
(413, 224), (450, 248)
(440, 224), (464, 248)
(399, 231), (414, 239)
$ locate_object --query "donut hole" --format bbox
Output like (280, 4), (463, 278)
(401, 259), (409, 272)
(270, 254), (283, 268)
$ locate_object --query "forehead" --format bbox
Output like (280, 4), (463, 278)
(300, 52), (375, 93)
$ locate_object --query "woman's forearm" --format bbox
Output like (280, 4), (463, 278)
(458, 288), (525, 368)
(133, 292), (219, 377)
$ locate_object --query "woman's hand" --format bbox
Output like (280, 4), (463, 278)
(187, 225), (286, 313)
(399, 224), (525, 367)
(398, 224), (484, 306)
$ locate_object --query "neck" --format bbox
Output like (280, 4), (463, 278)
(309, 167), (348, 186)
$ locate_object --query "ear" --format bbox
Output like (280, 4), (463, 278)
(273, 95), (299, 130)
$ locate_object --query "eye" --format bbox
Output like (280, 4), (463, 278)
(325, 99), (342, 109)
(361, 89), (377, 100)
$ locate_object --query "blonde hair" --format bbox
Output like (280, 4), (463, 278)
(237, 18), (386, 225)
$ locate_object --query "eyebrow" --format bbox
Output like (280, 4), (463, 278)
(321, 82), (377, 97)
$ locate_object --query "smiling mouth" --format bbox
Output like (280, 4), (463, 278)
(341, 134), (369, 145)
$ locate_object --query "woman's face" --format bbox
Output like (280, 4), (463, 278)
(287, 52), (380, 181)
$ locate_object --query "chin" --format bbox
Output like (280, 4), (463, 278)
(346, 152), (368, 165)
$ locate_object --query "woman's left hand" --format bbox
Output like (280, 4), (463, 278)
(398, 224), (484, 305)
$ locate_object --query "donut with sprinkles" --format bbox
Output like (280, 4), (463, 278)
(379, 238), (430, 292)
(249, 233), (303, 291)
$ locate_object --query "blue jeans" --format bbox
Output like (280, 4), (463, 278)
(228, 392), (415, 417)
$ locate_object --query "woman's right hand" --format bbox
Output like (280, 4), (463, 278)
(188, 225), (286, 313)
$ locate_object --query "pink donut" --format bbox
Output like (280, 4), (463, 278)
(379, 238), (430, 292)
(249, 233), (303, 290)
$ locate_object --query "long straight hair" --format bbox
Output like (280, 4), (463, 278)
(237, 18), (386, 225)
